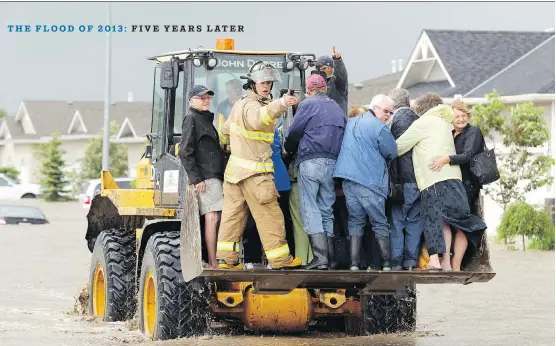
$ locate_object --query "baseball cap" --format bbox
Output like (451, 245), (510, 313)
(188, 85), (214, 100)
(306, 74), (327, 90)
(316, 56), (334, 68)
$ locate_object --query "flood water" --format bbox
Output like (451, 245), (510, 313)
(0, 200), (554, 346)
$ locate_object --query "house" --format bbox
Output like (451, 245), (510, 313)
(348, 29), (555, 234)
(0, 100), (152, 184)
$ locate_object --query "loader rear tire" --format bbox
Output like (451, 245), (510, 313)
(138, 231), (211, 341)
(361, 283), (417, 335)
(344, 284), (417, 336)
(88, 228), (137, 322)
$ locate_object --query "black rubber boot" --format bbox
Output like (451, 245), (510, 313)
(349, 235), (363, 271)
(376, 236), (392, 271)
(302, 233), (329, 270)
(327, 236), (338, 270)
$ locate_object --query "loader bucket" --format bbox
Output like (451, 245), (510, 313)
(200, 269), (496, 295)
(179, 166), (203, 282)
(85, 195), (124, 252)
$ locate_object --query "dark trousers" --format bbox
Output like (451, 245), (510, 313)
(243, 190), (295, 263)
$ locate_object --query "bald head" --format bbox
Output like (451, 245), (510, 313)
(369, 94), (394, 123)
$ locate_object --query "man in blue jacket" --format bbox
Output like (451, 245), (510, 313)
(334, 94), (397, 271)
(285, 74), (346, 270)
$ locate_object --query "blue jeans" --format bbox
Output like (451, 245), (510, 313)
(343, 180), (390, 238)
(389, 183), (422, 269)
(298, 158), (337, 236)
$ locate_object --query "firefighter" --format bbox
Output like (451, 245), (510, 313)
(216, 61), (302, 270)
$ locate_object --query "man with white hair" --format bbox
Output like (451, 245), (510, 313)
(387, 88), (422, 271)
(333, 94), (397, 271)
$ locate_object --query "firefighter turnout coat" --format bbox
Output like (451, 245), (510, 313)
(216, 90), (297, 268)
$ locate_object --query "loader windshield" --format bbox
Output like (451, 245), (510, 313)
(174, 53), (302, 133)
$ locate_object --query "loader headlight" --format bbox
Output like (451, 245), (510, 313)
(207, 57), (218, 70)
(193, 57), (203, 67)
(283, 56), (295, 72)
(298, 58), (309, 70)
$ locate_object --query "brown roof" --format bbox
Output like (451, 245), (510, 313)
(348, 72), (402, 109)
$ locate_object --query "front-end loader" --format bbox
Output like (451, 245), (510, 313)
(84, 38), (496, 341)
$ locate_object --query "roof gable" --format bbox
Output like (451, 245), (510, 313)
(0, 119), (11, 140)
(116, 117), (138, 139)
(67, 110), (88, 134)
(401, 30), (554, 98)
(397, 31), (455, 90)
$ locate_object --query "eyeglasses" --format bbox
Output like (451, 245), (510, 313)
(194, 96), (212, 102)
(375, 106), (393, 116)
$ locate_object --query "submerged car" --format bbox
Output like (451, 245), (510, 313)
(0, 204), (49, 225)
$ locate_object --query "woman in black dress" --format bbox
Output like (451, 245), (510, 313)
(429, 100), (486, 271)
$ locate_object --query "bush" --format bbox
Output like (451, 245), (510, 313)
(497, 201), (555, 251)
(0, 166), (20, 182)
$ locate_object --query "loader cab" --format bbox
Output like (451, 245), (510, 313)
(146, 39), (315, 207)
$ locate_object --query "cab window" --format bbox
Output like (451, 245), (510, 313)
(191, 54), (302, 128)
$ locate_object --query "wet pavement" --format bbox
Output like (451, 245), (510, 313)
(0, 199), (554, 346)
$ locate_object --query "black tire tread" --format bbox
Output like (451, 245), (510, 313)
(89, 228), (137, 321)
(143, 231), (211, 340)
(361, 284), (417, 335)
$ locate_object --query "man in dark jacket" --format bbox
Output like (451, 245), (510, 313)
(387, 88), (422, 271)
(285, 74), (346, 270)
(179, 85), (224, 269)
(316, 47), (348, 115)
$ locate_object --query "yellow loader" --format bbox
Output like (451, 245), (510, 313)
(84, 38), (496, 341)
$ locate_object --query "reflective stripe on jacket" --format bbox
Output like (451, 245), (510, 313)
(221, 91), (287, 184)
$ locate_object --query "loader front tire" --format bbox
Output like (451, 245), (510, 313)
(138, 231), (211, 341)
(88, 228), (137, 321)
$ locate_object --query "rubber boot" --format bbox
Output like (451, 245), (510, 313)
(302, 233), (329, 270)
(376, 236), (392, 271)
(327, 236), (338, 270)
(349, 235), (363, 271)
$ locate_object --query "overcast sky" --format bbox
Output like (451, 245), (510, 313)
(0, 1), (554, 114)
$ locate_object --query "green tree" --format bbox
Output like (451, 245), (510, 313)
(0, 166), (20, 182)
(497, 201), (555, 251)
(0, 109), (5, 119)
(472, 92), (555, 211)
(77, 121), (128, 182)
(471, 91), (505, 144)
(37, 131), (68, 201)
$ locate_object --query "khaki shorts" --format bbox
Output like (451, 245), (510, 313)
(197, 178), (223, 215)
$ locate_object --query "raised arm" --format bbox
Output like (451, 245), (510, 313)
(244, 98), (287, 132)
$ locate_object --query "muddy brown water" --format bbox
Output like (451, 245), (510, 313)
(0, 199), (554, 346)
